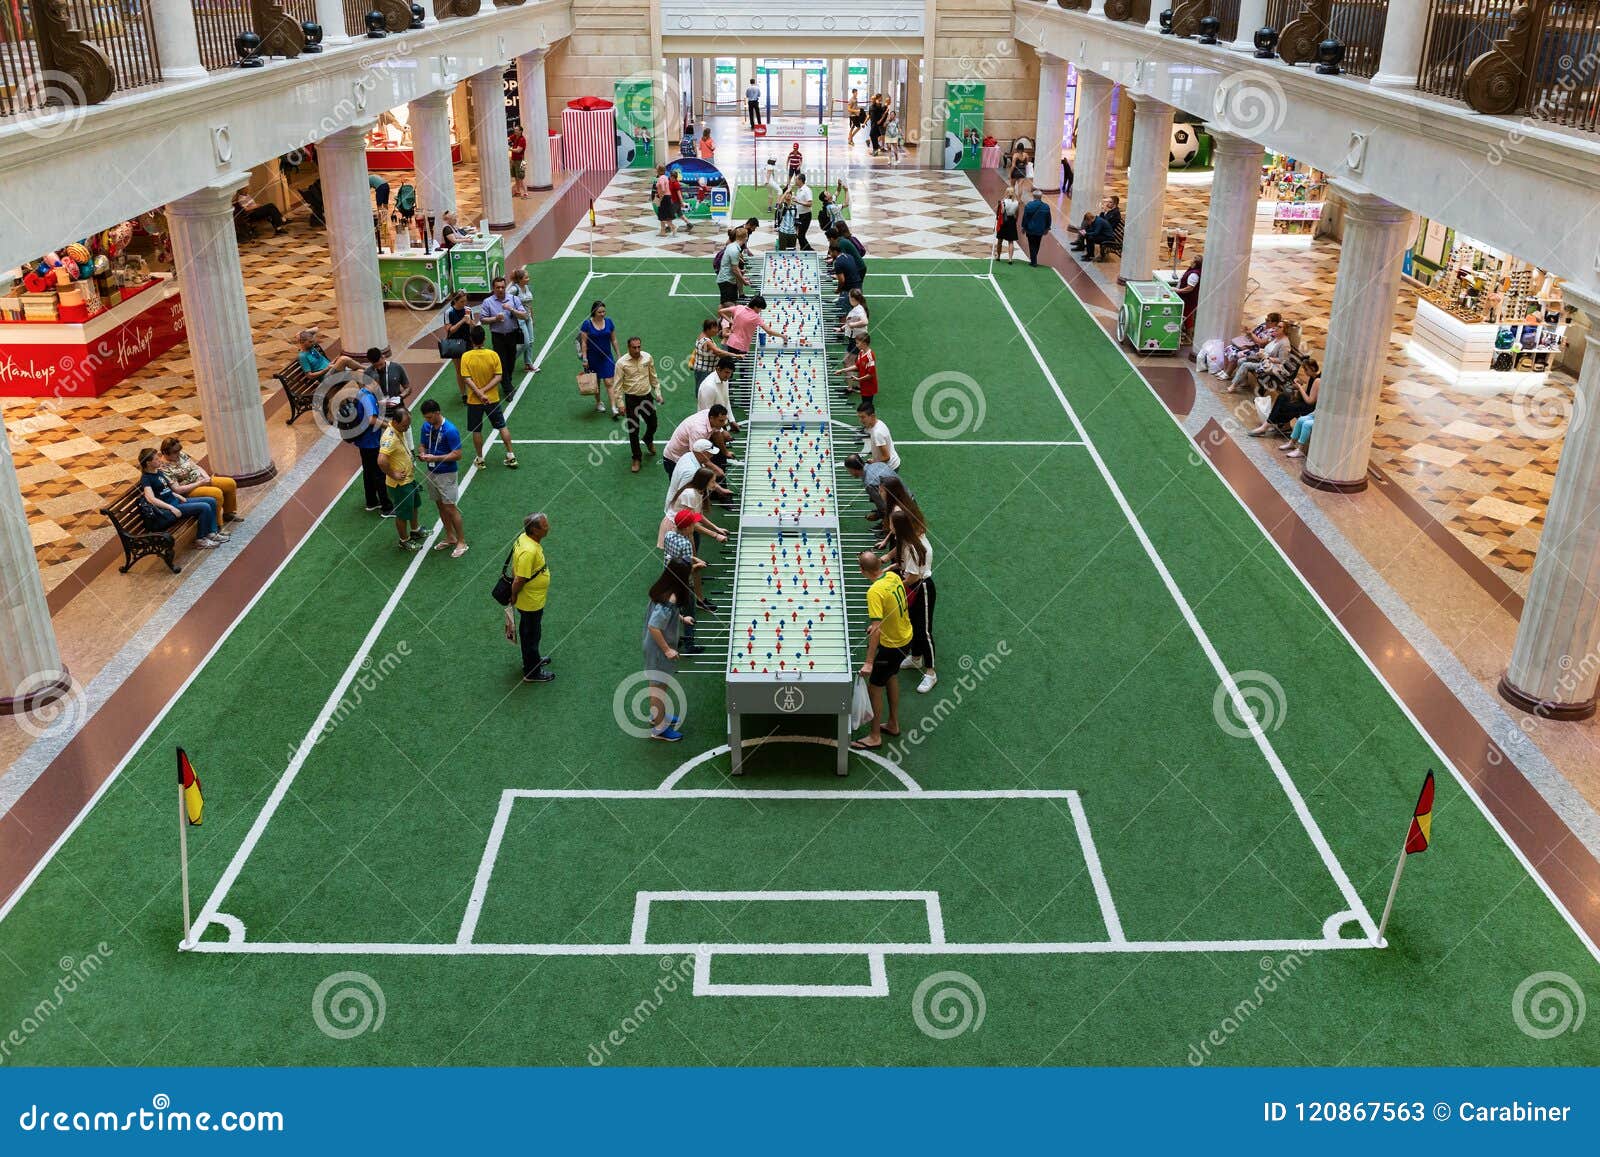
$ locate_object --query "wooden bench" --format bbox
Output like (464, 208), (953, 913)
(1096, 222), (1125, 262)
(273, 344), (324, 424)
(100, 484), (199, 575)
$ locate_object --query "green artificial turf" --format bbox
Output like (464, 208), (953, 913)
(0, 254), (1596, 1068)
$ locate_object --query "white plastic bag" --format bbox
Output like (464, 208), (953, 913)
(1255, 395), (1274, 422)
(1197, 338), (1225, 372)
(849, 676), (873, 731)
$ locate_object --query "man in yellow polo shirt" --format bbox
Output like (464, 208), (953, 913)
(853, 550), (912, 750)
(377, 404), (424, 551)
(460, 327), (519, 472)
(503, 512), (553, 682)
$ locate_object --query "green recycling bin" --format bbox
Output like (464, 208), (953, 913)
(1119, 280), (1184, 354)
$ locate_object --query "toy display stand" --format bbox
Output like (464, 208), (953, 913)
(0, 274), (185, 398)
(1411, 297), (1565, 388)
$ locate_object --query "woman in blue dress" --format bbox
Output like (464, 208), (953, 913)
(578, 300), (619, 418)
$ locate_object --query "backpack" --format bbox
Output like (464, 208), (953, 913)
(395, 183), (416, 215)
(713, 244), (726, 273)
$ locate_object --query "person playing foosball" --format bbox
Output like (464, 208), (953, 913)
(853, 551), (911, 751)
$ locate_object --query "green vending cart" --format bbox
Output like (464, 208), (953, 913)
(1119, 280), (1184, 354)
(449, 235), (506, 296)
(377, 249), (453, 309)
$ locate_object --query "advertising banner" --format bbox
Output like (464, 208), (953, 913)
(665, 158), (731, 221)
(613, 78), (655, 169)
(942, 82), (986, 170)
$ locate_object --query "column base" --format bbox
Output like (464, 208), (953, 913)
(1300, 466), (1368, 494)
(232, 463), (279, 488)
(528, 183), (554, 191)
(1, 669), (72, 717)
(489, 220), (516, 231)
(1498, 674), (1597, 722)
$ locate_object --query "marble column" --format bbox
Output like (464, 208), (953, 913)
(0, 410), (69, 715)
(1500, 286), (1600, 719)
(165, 180), (276, 486)
(517, 51), (553, 189)
(1300, 186), (1414, 493)
(1069, 72), (1115, 233)
(1372, 0), (1431, 89)
(1033, 54), (1069, 194)
(1120, 95), (1175, 283)
(409, 90), (457, 221)
(315, 0), (350, 45)
(149, 0), (206, 80)
(1192, 132), (1265, 354)
(317, 125), (389, 354)
(1230, 0), (1271, 51)
(468, 66), (514, 230)
(904, 55), (922, 149)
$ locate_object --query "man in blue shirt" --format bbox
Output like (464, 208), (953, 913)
(417, 399), (467, 557)
(476, 276), (529, 386)
(1021, 190), (1052, 267)
(294, 329), (361, 383)
(351, 375), (391, 515)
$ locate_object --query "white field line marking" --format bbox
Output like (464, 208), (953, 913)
(1067, 791), (1125, 944)
(902, 274), (913, 297)
(654, 736), (923, 791)
(457, 790), (517, 945)
(507, 788), (1072, 801)
(1046, 265), (1600, 967)
(0, 357), (449, 925)
(186, 936), (1373, 957)
(188, 274), (596, 943)
(630, 890), (944, 947)
(694, 949), (890, 998)
(510, 440), (1086, 447)
(987, 273), (1380, 942)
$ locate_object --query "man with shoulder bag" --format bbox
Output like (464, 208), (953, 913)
(499, 512), (554, 682)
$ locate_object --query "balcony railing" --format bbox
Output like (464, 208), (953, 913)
(1213, 0), (1243, 42)
(1422, 0), (1600, 132)
(193, 1), (320, 72)
(1102, 0), (1152, 21)
(1, 1), (163, 116)
(1263, 1), (1390, 78)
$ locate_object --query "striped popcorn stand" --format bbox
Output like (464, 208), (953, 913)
(561, 99), (617, 174)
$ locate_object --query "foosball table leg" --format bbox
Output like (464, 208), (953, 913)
(730, 712), (744, 776)
(835, 713), (850, 777)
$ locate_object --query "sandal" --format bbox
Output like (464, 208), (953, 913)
(850, 738), (883, 751)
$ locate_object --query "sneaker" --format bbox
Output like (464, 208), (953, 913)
(400, 539), (421, 551)
(917, 671), (939, 694)
(900, 655), (922, 670)
(212, 530), (232, 541)
(504, 453), (519, 469)
(473, 457), (486, 469)
(364, 504), (381, 512)
(652, 726), (683, 742)
(196, 537), (219, 549)
(522, 670), (556, 683)
(381, 510), (396, 519)
(229, 512), (246, 522)
(724, 457), (742, 467)
(409, 530), (427, 543)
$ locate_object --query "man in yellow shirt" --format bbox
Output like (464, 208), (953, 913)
(378, 405), (424, 551)
(460, 327), (519, 472)
(853, 551), (912, 750)
(503, 512), (554, 682)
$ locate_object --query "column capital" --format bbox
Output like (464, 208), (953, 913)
(516, 48), (546, 64)
(321, 122), (377, 152)
(1130, 92), (1174, 114)
(411, 89), (454, 111)
(1328, 180), (1413, 226)
(1208, 130), (1266, 159)
(470, 63), (510, 85)
(1076, 70), (1115, 93)
(166, 175), (251, 219)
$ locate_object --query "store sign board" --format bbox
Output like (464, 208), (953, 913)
(0, 290), (185, 398)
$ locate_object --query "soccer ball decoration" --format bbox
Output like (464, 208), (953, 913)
(943, 130), (964, 169)
(615, 127), (638, 168)
(1169, 125), (1199, 168)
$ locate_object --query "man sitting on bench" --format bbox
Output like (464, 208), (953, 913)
(1071, 196), (1121, 262)
(295, 328), (362, 382)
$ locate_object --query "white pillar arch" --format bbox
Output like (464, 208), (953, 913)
(1500, 286), (1600, 720)
(0, 410), (69, 716)
(165, 179), (276, 486)
(1069, 72), (1115, 232)
(1119, 94), (1175, 283)
(468, 66), (515, 230)
(1300, 185), (1415, 492)
(1231, 0), (1271, 51)
(1372, 1), (1431, 89)
(149, 0), (206, 80)
(1192, 132), (1265, 354)
(409, 90), (457, 221)
(317, 125), (390, 354)
(1033, 54), (1070, 194)
(517, 51), (553, 190)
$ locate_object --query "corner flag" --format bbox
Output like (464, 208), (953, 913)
(1404, 770), (1435, 855)
(178, 747), (204, 826)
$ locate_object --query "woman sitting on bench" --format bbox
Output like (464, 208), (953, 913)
(138, 448), (228, 550)
(160, 436), (242, 528)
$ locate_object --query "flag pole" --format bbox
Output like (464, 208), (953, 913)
(177, 777), (193, 950)
(1374, 844), (1407, 948)
(588, 199), (596, 278)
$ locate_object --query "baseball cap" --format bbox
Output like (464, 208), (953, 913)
(673, 510), (703, 530)
(692, 438), (715, 453)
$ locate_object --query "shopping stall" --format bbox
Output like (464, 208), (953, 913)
(377, 249), (453, 307)
(448, 235), (506, 296)
(1259, 154), (1326, 235)
(1, 235), (185, 398)
(366, 106), (462, 170)
(1404, 218), (1567, 386)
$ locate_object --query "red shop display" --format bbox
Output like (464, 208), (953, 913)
(0, 275), (186, 398)
(366, 144), (464, 171)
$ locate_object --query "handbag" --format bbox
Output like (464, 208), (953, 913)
(438, 336), (468, 359)
(492, 547), (517, 606)
(577, 371), (599, 396)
